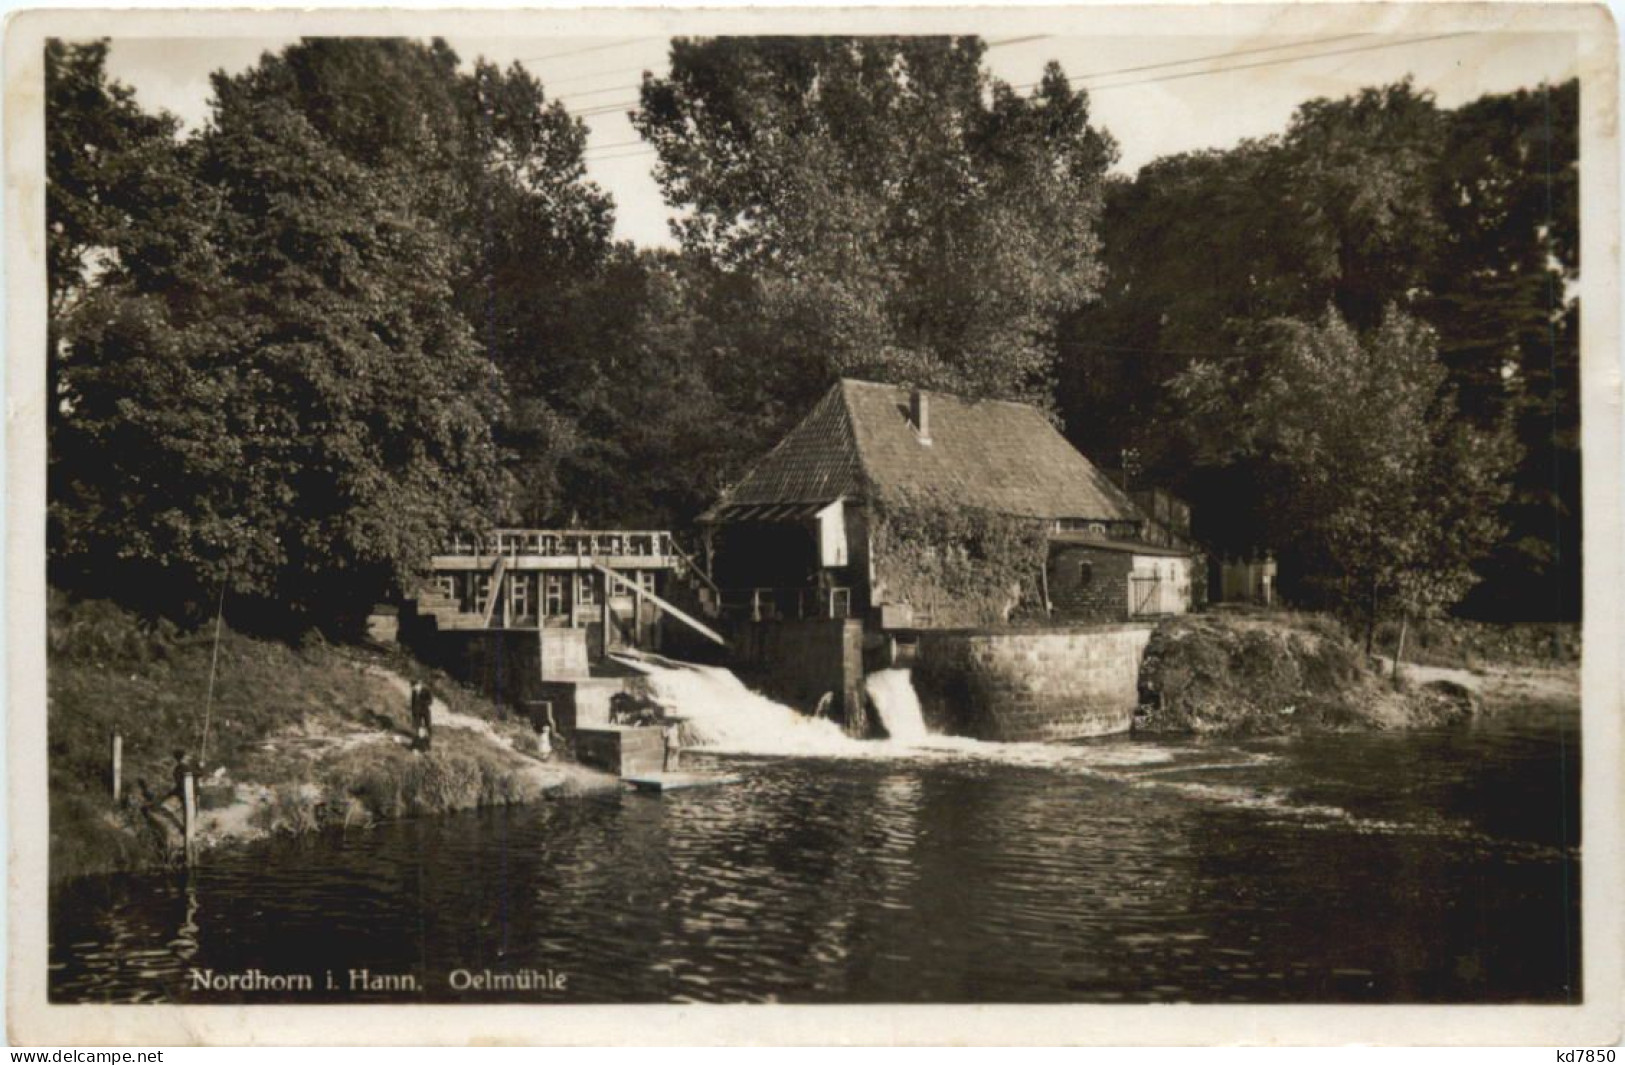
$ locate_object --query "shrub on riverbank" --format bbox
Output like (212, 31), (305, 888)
(47, 589), (574, 880)
(1136, 611), (1479, 734)
(1369, 616), (1580, 669)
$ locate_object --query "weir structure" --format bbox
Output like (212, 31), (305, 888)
(696, 379), (1201, 742)
(398, 529), (726, 763)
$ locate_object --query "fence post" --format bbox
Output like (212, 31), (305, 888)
(182, 771), (197, 867)
(111, 732), (122, 804)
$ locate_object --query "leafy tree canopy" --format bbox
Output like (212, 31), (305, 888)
(636, 36), (1117, 406)
(1171, 307), (1513, 637)
(49, 41), (511, 625)
(1059, 77), (1578, 617)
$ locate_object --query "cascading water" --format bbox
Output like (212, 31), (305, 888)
(864, 668), (931, 743)
(608, 652), (1184, 775)
(611, 652), (863, 756)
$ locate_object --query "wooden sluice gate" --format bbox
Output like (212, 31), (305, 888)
(401, 528), (729, 721)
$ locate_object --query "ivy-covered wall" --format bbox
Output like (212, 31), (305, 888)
(868, 500), (1050, 628)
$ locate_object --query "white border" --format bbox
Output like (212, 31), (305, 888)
(6, 4), (1621, 1046)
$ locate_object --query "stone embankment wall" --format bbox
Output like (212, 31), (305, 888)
(911, 624), (1154, 741)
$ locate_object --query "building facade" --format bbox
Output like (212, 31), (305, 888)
(700, 379), (1198, 630)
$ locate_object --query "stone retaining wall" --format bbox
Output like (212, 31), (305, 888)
(911, 624), (1154, 741)
(539, 625), (590, 680)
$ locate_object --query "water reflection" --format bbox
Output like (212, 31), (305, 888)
(51, 706), (1580, 1004)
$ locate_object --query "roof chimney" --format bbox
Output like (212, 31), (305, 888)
(910, 388), (931, 445)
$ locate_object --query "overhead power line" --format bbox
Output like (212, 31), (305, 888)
(516, 38), (660, 64)
(986, 34), (1052, 50)
(544, 61), (660, 89)
(1083, 32), (1472, 94)
(1017, 32), (1372, 89)
(547, 32), (1051, 103)
(574, 32), (1478, 165)
(560, 33), (1376, 117)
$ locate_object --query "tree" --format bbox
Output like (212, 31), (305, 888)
(1422, 80), (1580, 618)
(45, 41), (214, 474)
(50, 78), (510, 624)
(636, 36), (1116, 407)
(538, 250), (736, 528)
(46, 40), (191, 319)
(209, 39), (617, 526)
(1171, 308), (1512, 651)
(1058, 78), (1578, 620)
(1059, 82), (1443, 471)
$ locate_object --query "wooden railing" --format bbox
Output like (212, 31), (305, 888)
(667, 537), (720, 598)
(442, 529), (673, 560)
(720, 586), (854, 622)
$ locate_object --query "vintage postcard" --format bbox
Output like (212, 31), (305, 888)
(6, 3), (1622, 1046)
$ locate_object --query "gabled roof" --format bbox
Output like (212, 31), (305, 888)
(703, 379), (1142, 522)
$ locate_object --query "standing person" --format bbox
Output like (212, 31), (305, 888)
(662, 719), (683, 772)
(408, 680), (428, 752)
(415, 682), (435, 752)
(537, 725), (553, 762)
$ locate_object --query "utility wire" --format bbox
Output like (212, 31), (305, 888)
(1084, 32), (1471, 94)
(986, 34), (1053, 50)
(1008, 32), (1373, 92)
(568, 32), (1397, 129)
(545, 61), (660, 89)
(516, 38), (660, 64)
(563, 33), (1372, 123)
(547, 33), (1049, 103)
(575, 32), (1477, 164)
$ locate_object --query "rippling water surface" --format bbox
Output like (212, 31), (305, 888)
(51, 699), (1579, 1004)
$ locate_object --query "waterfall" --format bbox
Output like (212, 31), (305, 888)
(611, 652), (863, 756)
(608, 652), (1196, 775)
(865, 668), (931, 743)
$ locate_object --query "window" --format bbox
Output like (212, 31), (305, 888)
(511, 574), (530, 618)
(474, 575), (492, 611)
(637, 571), (657, 597)
(544, 574), (565, 616)
(1077, 561), (1094, 586)
(576, 572), (596, 606)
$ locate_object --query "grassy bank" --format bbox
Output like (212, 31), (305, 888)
(1136, 608), (1484, 735)
(48, 590), (610, 882)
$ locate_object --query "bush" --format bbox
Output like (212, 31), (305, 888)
(1136, 612), (1459, 734)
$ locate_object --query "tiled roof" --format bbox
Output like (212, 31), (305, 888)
(703, 379), (1142, 522)
(697, 384), (868, 519)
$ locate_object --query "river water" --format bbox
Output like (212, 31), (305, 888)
(50, 665), (1579, 1005)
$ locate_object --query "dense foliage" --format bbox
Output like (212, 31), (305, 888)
(870, 501), (1050, 627)
(1172, 308), (1512, 641)
(49, 42), (516, 624)
(1060, 78), (1578, 618)
(637, 37), (1116, 408)
(45, 35), (1581, 629)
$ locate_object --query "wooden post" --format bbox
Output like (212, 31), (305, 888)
(111, 732), (123, 804)
(601, 574), (613, 653)
(182, 771), (197, 867)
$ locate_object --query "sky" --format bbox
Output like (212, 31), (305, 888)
(102, 30), (1580, 249)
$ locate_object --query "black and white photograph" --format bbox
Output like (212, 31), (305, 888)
(6, 3), (1621, 1046)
